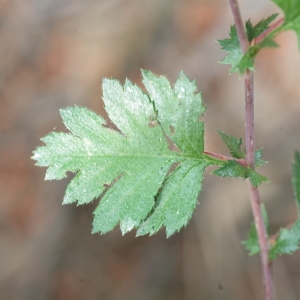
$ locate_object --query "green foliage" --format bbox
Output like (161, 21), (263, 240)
(218, 14), (278, 74)
(218, 25), (244, 73)
(269, 151), (300, 259)
(244, 151), (300, 259)
(242, 223), (261, 255)
(218, 130), (245, 159)
(245, 14), (278, 41)
(32, 3), (300, 272)
(255, 148), (268, 166)
(212, 160), (269, 188)
(269, 220), (300, 260)
(32, 71), (223, 237)
(242, 204), (269, 255)
(218, 131), (267, 167)
(218, 10), (300, 281)
(271, 0), (300, 48)
(215, 131), (268, 187)
(219, 0), (300, 75)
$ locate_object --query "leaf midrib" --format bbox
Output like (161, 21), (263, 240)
(46, 152), (206, 162)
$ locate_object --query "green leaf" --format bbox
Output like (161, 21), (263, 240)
(244, 151), (300, 259)
(242, 204), (269, 256)
(137, 160), (208, 237)
(255, 148), (268, 166)
(218, 14), (279, 74)
(266, 151), (300, 259)
(142, 70), (206, 157)
(271, 0), (300, 49)
(217, 131), (267, 167)
(245, 14), (279, 41)
(292, 151), (300, 216)
(248, 169), (269, 188)
(32, 71), (216, 237)
(242, 223), (261, 255)
(217, 25), (244, 74)
(212, 160), (269, 188)
(220, 4), (300, 74)
(217, 130), (245, 159)
(269, 220), (300, 259)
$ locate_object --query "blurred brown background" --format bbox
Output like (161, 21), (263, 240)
(1, 0), (300, 299)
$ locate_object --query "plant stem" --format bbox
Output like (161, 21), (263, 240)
(228, 0), (248, 52)
(203, 150), (247, 166)
(246, 176), (275, 300)
(228, 1), (275, 299)
(244, 70), (255, 167)
(245, 70), (275, 300)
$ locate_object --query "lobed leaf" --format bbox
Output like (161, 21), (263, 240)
(268, 151), (300, 259)
(218, 130), (245, 159)
(32, 71), (217, 237)
(255, 148), (268, 166)
(212, 160), (269, 188)
(246, 151), (300, 259)
(242, 223), (261, 255)
(217, 131), (267, 167)
(245, 14), (279, 41)
(269, 220), (300, 260)
(218, 14), (280, 74)
(217, 25), (244, 74)
(220, 2), (300, 74)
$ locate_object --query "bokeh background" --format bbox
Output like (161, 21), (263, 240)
(1, 0), (300, 299)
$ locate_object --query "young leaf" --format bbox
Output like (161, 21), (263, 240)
(242, 204), (269, 256)
(217, 25), (244, 74)
(248, 169), (269, 188)
(32, 71), (217, 237)
(212, 160), (269, 188)
(245, 14), (279, 41)
(292, 151), (300, 216)
(242, 223), (261, 255)
(255, 148), (268, 166)
(218, 14), (279, 74)
(268, 151), (300, 259)
(217, 130), (245, 159)
(217, 131), (267, 167)
(269, 220), (300, 260)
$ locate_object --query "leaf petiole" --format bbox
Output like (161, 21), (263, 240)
(203, 150), (247, 167)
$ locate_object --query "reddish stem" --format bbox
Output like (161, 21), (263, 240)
(247, 181), (275, 299)
(244, 70), (255, 167)
(228, 1), (275, 299)
(228, 0), (249, 52)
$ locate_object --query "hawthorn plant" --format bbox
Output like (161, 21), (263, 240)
(32, 0), (300, 299)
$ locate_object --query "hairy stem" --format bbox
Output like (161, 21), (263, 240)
(229, 1), (275, 299)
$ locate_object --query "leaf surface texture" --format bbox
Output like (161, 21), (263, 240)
(32, 71), (217, 236)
